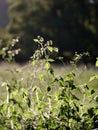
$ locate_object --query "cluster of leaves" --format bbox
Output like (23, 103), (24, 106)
(0, 37), (98, 130)
(70, 52), (90, 67)
(89, 58), (98, 82)
(0, 37), (20, 62)
(3, 0), (98, 61)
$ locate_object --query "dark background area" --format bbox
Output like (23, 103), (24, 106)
(0, 0), (98, 63)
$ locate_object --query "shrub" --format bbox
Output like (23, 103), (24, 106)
(0, 36), (98, 130)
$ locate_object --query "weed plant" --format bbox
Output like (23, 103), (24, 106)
(0, 36), (98, 130)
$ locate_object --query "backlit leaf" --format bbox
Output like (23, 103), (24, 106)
(96, 58), (98, 67)
(47, 46), (53, 52)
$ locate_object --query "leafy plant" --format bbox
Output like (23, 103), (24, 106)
(0, 36), (98, 130)
(89, 58), (98, 82)
(0, 37), (20, 62)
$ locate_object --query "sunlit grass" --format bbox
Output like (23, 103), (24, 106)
(0, 62), (98, 100)
(53, 63), (98, 87)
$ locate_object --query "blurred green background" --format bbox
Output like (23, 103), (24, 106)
(0, 0), (98, 62)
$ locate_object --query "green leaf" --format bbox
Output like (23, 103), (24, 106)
(59, 77), (65, 87)
(49, 67), (54, 76)
(53, 47), (58, 52)
(32, 86), (37, 92)
(1, 82), (8, 87)
(58, 57), (64, 60)
(94, 95), (98, 102)
(45, 62), (50, 70)
(47, 58), (54, 62)
(32, 60), (37, 66)
(89, 75), (98, 81)
(33, 39), (39, 43)
(96, 57), (98, 67)
(47, 46), (53, 52)
(89, 75), (96, 82)
(84, 85), (89, 90)
(72, 94), (79, 100)
(27, 97), (31, 108)
(91, 89), (95, 95)
(47, 86), (51, 92)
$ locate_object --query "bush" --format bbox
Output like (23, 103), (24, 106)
(0, 36), (98, 130)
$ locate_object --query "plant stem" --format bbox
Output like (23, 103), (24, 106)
(6, 85), (14, 129)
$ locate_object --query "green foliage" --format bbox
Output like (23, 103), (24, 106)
(0, 37), (98, 130)
(70, 52), (89, 67)
(0, 37), (20, 62)
(4, 0), (98, 61)
(89, 57), (98, 81)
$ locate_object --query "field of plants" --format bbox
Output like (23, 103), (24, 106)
(0, 37), (98, 130)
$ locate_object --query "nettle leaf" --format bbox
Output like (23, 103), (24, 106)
(72, 94), (79, 100)
(59, 77), (65, 87)
(47, 58), (54, 62)
(40, 37), (44, 42)
(82, 113), (88, 117)
(89, 75), (98, 81)
(32, 86), (37, 92)
(89, 75), (96, 82)
(49, 67), (54, 76)
(47, 86), (51, 92)
(70, 83), (76, 90)
(84, 84), (89, 90)
(53, 47), (58, 52)
(32, 60), (37, 66)
(90, 89), (95, 95)
(33, 39), (39, 43)
(45, 62), (50, 70)
(96, 97), (98, 102)
(47, 46), (53, 52)
(1, 82), (8, 87)
(94, 95), (98, 102)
